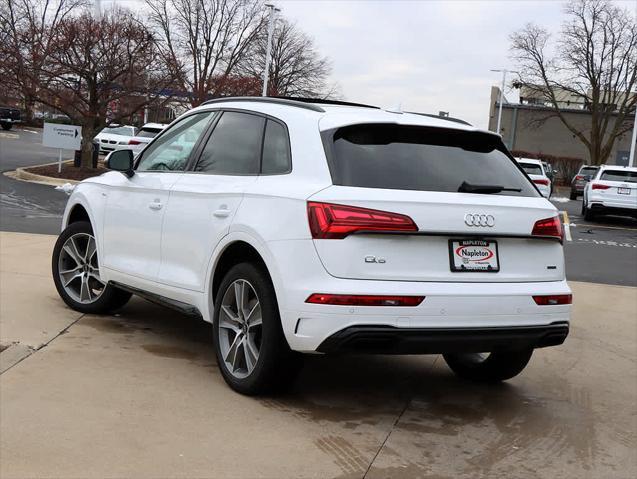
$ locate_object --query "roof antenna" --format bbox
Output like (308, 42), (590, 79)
(385, 102), (403, 114)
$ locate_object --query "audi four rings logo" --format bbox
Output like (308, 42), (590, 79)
(464, 214), (495, 227)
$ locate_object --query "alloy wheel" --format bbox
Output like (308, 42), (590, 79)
(57, 233), (106, 304)
(218, 279), (262, 379)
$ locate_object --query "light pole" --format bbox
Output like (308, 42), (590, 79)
(94, 0), (101, 17)
(629, 105), (636, 167)
(490, 69), (517, 135)
(262, 3), (280, 97)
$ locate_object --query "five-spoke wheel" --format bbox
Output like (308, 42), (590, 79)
(52, 221), (131, 314)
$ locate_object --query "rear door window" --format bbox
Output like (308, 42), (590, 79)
(324, 124), (538, 197)
(195, 111), (265, 175)
(600, 170), (637, 183)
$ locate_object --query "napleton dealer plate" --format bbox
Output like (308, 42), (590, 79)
(449, 239), (500, 272)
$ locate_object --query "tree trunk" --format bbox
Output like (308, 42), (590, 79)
(80, 125), (95, 168)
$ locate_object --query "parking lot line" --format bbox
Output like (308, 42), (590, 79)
(561, 211), (572, 241)
(571, 223), (637, 232)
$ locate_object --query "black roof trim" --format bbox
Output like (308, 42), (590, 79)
(408, 112), (472, 126)
(274, 96), (380, 109)
(201, 96), (325, 112)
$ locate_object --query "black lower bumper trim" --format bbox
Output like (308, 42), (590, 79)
(316, 322), (569, 354)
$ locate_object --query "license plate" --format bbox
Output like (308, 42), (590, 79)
(449, 239), (499, 272)
(618, 187), (631, 195)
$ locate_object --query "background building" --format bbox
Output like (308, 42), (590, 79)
(487, 86), (635, 166)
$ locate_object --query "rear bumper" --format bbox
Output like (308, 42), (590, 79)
(317, 322), (569, 354)
(589, 203), (637, 216)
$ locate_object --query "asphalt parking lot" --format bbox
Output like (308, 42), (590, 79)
(1, 128), (636, 478)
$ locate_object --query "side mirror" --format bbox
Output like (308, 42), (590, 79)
(105, 150), (134, 177)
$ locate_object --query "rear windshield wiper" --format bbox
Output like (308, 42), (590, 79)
(458, 181), (522, 194)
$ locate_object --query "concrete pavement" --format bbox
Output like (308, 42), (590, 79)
(1, 232), (636, 478)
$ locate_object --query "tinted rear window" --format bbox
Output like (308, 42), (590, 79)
(519, 162), (543, 175)
(600, 170), (637, 183)
(324, 124), (538, 197)
(581, 167), (598, 176)
(137, 127), (162, 138)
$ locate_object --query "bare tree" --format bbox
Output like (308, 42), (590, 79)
(238, 17), (337, 98)
(510, 0), (637, 165)
(0, 0), (87, 122)
(145, 0), (266, 106)
(30, 9), (178, 166)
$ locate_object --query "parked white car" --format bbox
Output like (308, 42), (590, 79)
(52, 98), (571, 395)
(115, 123), (168, 155)
(95, 125), (137, 154)
(582, 165), (637, 221)
(516, 158), (552, 198)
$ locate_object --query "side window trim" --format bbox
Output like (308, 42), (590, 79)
(134, 111), (216, 171)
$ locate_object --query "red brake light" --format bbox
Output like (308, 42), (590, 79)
(533, 179), (549, 186)
(575, 175), (583, 180)
(128, 139), (141, 145)
(532, 216), (563, 242)
(533, 294), (572, 306)
(307, 202), (418, 239)
(306, 294), (425, 307)
(591, 183), (610, 190)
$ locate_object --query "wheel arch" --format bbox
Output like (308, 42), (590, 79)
(205, 233), (284, 325)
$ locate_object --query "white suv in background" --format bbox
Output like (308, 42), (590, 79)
(516, 158), (552, 198)
(52, 98), (571, 395)
(582, 165), (637, 221)
(115, 123), (169, 155)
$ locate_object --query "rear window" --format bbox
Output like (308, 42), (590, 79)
(580, 166), (598, 176)
(324, 124), (538, 197)
(137, 127), (163, 138)
(600, 170), (637, 183)
(519, 162), (543, 176)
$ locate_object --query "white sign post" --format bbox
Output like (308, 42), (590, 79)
(42, 122), (82, 173)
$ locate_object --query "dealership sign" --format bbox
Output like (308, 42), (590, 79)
(43, 122), (82, 150)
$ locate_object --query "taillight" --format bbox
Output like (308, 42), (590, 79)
(533, 179), (549, 186)
(306, 294), (425, 306)
(574, 175), (583, 180)
(128, 139), (141, 145)
(307, 202), (418, 239)
(532, 216), (563, 242)
(591, 183), (610, 190)
(533, 294), (572, 305)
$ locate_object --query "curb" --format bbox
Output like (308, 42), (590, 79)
(5, 160), (81, 186)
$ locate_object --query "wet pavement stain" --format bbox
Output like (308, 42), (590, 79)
(141, 344), (199, 360)
(314, 436), (369, 477)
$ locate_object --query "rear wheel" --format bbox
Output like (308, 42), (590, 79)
(212, 262), (300, 395)
(443, 349), (533, 382)
(569, 190), (577, 200)
(52, 221), (131, 314)
(1, 122), (12, 131)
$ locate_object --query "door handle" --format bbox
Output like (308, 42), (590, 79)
(148, 201), (162, 211)
(213, 207), (231, 218)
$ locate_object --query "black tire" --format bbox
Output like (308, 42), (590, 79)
(583, 204), (596, 222)
(1, 122), (12, 131)
(212, 262), (301, 395)
(569, 190), (577, 200)
(52, 221), (131, 314)
(443, 349), (533, 382)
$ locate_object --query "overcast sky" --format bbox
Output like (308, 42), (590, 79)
(108, 0), (634, 129)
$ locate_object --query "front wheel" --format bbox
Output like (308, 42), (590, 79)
(212, 262), (300, 395)
(443, 349), (533, 382)
(1, 122), (12, 131)
(52, 221), (131, 314)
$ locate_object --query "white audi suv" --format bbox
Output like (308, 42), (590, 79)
(52, 97), (571, 395)
(582, 165), (637, 221)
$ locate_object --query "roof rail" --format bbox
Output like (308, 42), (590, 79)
(201, 96), (325, 112)
(274, 96), (380, 109)
(408, 112), (472, 126)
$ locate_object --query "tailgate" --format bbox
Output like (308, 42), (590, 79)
(309, 186), (564, 283)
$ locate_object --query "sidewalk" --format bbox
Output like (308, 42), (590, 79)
(1, 232), (636, 479)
